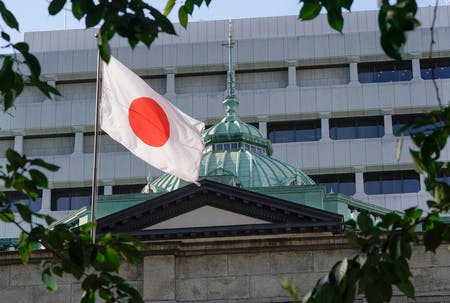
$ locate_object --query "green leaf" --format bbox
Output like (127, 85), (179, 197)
(178, 6), (188, 28)
(45, 215), (56, 225)
(105, 247), (120, 270)
(150, 7), (177, 35)
(280, 277), (298, 301)
(357, 213), (373, 235)
(85, 4), (105, 27)
(80, 222), (96, 233)
(29, 169), (48, 188)
(0, 2), (19, 30)
(1, 31), (10, 41)
(41, 268), (58, 292)
(48, 0), (67, 15)
(71, 0), (84, 19)
(0, 209), (14, 222)
(341, 0), (353, 11)
(423, 221), (446, 252)
(15, 204), (32, 223)
(18, 232), (34, 264)
(163, 0), (175, 16)
(299, 1), (321, 20)
(327, 10), (344, 32)
(30, 159), (59, 172)
(396, 279), (415, 298)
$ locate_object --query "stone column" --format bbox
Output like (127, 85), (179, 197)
(166, 68), (175, 94)
(287, 60), (297, 87)
(41, 189), (52, 211)
(73, 131), (84, 154)
(412, 58), (421, 80)
(349, 62), (359, 84)
(384, 114), (393, 136)
(355, 171), (365, 195)
(320, 115), (330, 141)
(14, 135), (23, 154)
(259, 121), (267, 138)
(104, 185), (113, 195)
(419, 174), (427, 194)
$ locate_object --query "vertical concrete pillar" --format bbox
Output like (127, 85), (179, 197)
(384, 114), (393, 136)
(73, 131), (84, 154)
(412, 58), (421, 80)
(355, 171), (365, 195)
(14, 135), (23, 154)
(349, 62), (359, 84)
(166, 68), (175, 94)
(259, 121), (267, 138)
(287, 60), (297, 87)
(41, 189), (52, 211)
(320, 117), (330, 141)
(419, 174), (427, 194)
(104, 185), (113, 195)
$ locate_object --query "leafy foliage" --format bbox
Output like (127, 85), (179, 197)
(0, 148), (146, 302)
(0, 0), (448, 302)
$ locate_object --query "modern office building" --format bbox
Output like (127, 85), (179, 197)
(0, 6), (450, 241)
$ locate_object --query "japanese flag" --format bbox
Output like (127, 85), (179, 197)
(101, 56), (205, 183)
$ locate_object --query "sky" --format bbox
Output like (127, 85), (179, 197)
(1, 0), (448, 46)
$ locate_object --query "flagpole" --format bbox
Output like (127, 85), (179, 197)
(90, 34), (102, 242)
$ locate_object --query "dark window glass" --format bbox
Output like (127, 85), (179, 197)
(392, 113), (446, 136)
(358, 61), (413, 83)
(330, 116), (384, 140)
(420, 58), (450, 80)
(268, 120), (321, 143)
(310, 173), (356, 195)
(112, 184), (145, 195)
(51, 187), (104, 211)
(5, 191), (42, 212)
(364, 170), (420, 195)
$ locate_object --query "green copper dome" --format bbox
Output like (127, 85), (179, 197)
(143, 22), (315, 194)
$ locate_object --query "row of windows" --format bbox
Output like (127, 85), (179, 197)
(3, 184), (145, 212)
(358, 58), (450, 83)
(310, 170), (421, 196)
(0, 113), (442, 156)
(3, 170), (423, 213)
(267, 113), (445, 143)
(15, 57), (450, 105)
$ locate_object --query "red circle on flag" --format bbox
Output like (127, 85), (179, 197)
(128, 97), (170, 147)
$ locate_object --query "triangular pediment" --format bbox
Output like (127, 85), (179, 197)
(144, 206), (270, 230)
(97, 180), (343, 240)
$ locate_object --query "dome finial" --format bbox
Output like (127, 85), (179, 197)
(223, 19), (239, 120)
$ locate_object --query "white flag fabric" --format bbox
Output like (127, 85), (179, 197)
(101, 56), (205, 183)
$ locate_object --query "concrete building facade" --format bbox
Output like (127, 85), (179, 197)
(0, 7), (450, 239)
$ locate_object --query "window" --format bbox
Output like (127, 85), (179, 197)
(51, 187), (104, 211)
(392, 113), (445, 136)
(0, 137), (14, 157)
(112, 184), (145, 195)
(5, 191), (42, 212)
(297, 64), (350, 87)
(364, 170), (420, 195)
(83, 132), (127, 153)
(420, 58), (450, 80)
(330, 116), (384, 140)
(310, 174), (356, 195)
(358, 61), (412, 83)
(175, 72), (226, 94)
(236, 68), (287, 90)
(23, 133), (75, 156)
(268, 120), (321, 143)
